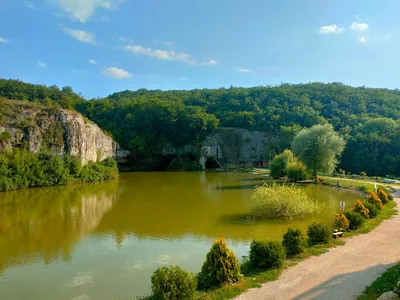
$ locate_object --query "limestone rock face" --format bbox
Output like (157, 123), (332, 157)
(0, 100), (119, 165)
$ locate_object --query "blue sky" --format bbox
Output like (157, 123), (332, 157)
(0, 0), (399, 98)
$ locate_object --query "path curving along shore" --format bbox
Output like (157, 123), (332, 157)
(236, 188), (400, 300)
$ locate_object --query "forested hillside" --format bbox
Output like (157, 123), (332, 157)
(0, 79), (399, 176)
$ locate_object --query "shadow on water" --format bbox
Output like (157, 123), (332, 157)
(215, 183), (262, 190)
(218, 213), (256, 226)
(293, 263), (395, 300)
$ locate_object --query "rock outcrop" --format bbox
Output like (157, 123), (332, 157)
(0, 100), (119, 164)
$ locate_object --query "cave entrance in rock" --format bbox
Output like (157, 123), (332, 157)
(205, 158), (220, 169)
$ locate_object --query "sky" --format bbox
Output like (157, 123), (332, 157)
(0, 0), (399, 98)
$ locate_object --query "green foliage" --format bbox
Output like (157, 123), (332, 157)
(282, 228), (307, 257)
(367, 191), (383, 210)
(250, 240), (286, 270)
(197, 239), (242, 290)
(151, 265), (197, 300)
(334, 213), (350, 230)
(0, 149), (118, 191)
(307, 222), (331, 244)
(270, 149), (295, 178)
(286, 161), (308, 182)
(0, 131), (11, 141)
(292, 124), (346, 179)
(344, 211), (365, 230)
(250, 184), (322, 219)
(363, 202), (379, 218)
(2, 79), (400, 177)
(358, 263), (400, 300)
(377, 188), (390, 204)
(353, 200), (370, 218)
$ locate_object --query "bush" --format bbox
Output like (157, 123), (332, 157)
(363, 202), (379, 218)
(307, 222), (331, 244)
(282, 228), (307, 257)
(367, 191), (383, 210)
(250, 240), (286, 269)
(151, 265), (197, 300)
(334, 213), (350, 229)
(250, 184), (322, 220)
(344, 211), (365, 230)
(286, 161), (308, 182)
(353, 200), (370, 218)
(377, 188), (389, 204)
(197, 239), (242, 290)
(270, 150), (295, 178)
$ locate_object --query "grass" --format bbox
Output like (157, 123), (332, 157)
(321, 177), (376, 193)
(358, 264), (400, 300)
(193, 199), (397, 300)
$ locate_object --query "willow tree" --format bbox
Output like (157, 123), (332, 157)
(291, 124), (345, 179)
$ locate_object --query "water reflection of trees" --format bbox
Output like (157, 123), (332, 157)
(0, 180), (118, 274)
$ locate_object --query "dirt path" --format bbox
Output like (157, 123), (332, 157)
(236, 189), (400, 300)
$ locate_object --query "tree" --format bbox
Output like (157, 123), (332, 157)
(270, 149), (295, 178)
(291, 124), (345, 179)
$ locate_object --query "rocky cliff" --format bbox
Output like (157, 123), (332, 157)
(0, 99), (119, 164)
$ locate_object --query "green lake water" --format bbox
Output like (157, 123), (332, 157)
(0, 172), (359, 299)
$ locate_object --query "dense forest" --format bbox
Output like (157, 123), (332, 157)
(0, 78), (399, 176)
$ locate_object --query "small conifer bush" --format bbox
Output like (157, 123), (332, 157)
(344, 211), (365, 230)
(250, 240), (286, 269)
(334, 213), (350, 229)
(282, 228), (307, 257)
(353, 200), (370, 218)
(363, 202), (379, 218)
(307, 222), (331, 244)
(367, 191), (383, 210)
(197, 239), (242, 290)
(377, 188), (389, 204)
(151, 265), (197, 300)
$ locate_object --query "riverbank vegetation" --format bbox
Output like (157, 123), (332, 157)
(250, 184), (322, 219)
(144, 188), (395, 299)
(1, 79), (399, 176)
(0, 148), (118, 191)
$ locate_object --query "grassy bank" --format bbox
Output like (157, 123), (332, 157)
(195, 199), (397, 300)
(358, 263), (400, 300)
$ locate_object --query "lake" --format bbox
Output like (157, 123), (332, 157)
(0, 172), (359, 299)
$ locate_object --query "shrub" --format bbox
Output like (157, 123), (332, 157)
(307, 222), (331, 244)
(151, 265), (196, 300)
(353, 200), (370, 218)
(197, 239), (242, 290)
(282, 228), (307, 256)
(250, 240), (286, 269)
(367, 191), (383, 210)
(270, 149), (295, 178)
(286, 161), (308, 182)
(334, 213), (350, 229)
(344, 211), (365, 230)
(377, 188), (389, 204)
(250, 184), (322, 220)
(363, 202), (379, 218)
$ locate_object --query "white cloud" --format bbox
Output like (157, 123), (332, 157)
(123, 44), (216, 66)
(236, 68), (251, 73)
(63, 27), (95, 44)
(155, 40), (174, 46)
(89, 59), (97, 65)
(358, 36), (367, 43)
(37, 61), (47, 68)
(120, 36), (134, 43)
(0, 37), (8, 43)
(57, 0), (123, 23)
(101, 67), (132, 79)
(319, 24), (345, 34)
(202, 59), (218, 66)
(24, 1), (34, 9)
(351, 21), (368, 31)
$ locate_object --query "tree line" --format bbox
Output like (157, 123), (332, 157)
(0, 78), (399, 176)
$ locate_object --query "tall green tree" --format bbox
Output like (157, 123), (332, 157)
(270, 149), (295, 178)
(292, 124), (345, 179)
